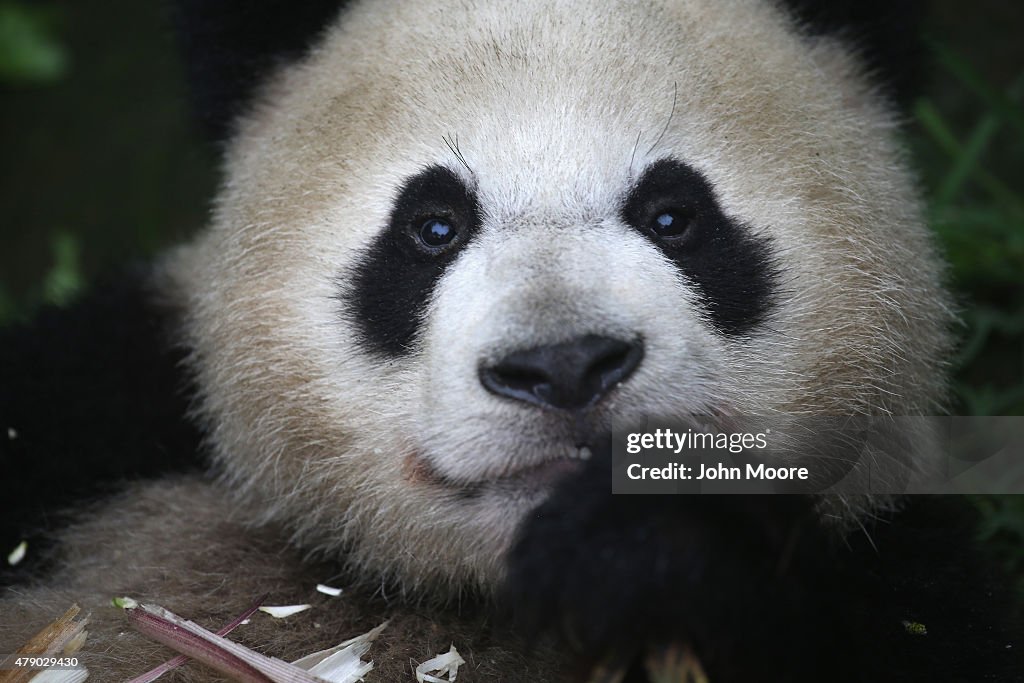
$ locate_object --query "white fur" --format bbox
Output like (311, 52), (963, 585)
(155, 0), (952, 595)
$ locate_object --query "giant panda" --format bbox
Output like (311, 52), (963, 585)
(1, 0), (1021, 681)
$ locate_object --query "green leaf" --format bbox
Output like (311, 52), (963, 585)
(0, 2), (68, 84)
(43, 232), (82, 307)
(930, 40), (1024, 140)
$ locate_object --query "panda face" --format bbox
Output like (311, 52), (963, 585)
(167, 0), (951, 590)
(352, 156), (776, 493)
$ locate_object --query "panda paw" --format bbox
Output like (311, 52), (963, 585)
(501, 438), (1024, 682)
(500, 438), (864, 681)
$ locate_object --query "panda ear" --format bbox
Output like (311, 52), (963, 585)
(171, 0), (350, 141)
(778, 0), (926, 107)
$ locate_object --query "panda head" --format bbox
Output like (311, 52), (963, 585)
(165, 0), (951, 593)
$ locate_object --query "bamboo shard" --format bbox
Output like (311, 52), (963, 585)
(125, 595), (267, 683)
(0, 605), (89, 683)
(124, 603), (301, 683)
(584, 643), (709, 683)
(645, 644), (709, 683)
(121, 600), (386, 683)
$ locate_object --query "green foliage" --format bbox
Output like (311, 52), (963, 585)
(0, 232), (83, 324)
(912, 43), (1024, 416)
(42, 231), (82, 307)
(0, 2), (68, 84)
(976, 496), (1024, 544)
(917, 43), (1024, 579)
(974, 495), (1024, 590)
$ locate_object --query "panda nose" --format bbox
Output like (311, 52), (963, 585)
(479, 335), (643, 411)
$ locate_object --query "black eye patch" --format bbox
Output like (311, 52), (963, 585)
(620, 158), (779, 336)
(345, 165), (481, 357)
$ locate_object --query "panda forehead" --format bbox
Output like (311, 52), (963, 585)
(346, 89), (664, 222)
(374, 82), (689, 220)
(224, 0), (890, 269)
(378, 100), (715, 233)
(305, 0), (814, 174)
(322, 27), (837, 225)
(434, 142), (641, 223)
(365, 66), (682, 208)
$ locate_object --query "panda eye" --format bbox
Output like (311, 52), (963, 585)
(650, 208), (694, 238)
(418, 218), (457, 249)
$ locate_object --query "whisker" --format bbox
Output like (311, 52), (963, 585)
(646, 81), (678, 155)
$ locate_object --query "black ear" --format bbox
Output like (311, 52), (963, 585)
(171, 0), (350, 141)
(778, 0), (926, 107)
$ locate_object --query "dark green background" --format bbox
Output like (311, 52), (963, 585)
(1, 1), (1022, 576)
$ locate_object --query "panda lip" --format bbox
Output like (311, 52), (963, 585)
(489, 444), (594, 486)
(500, 457), (585, 487)
(403, 448), (591, 490)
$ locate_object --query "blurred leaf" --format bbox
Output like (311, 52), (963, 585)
(973, 496), (1024, 591)
(0, 2), (68, 84)
(935, 72), (1024, 210)
(976, 496), (1024, 541)
(42, 232), (82, 307)
(930, 41), (1024, 140)
(916, 100), (1024, 213)
(955, 307), (1024, 368)
(915, 43), (1024, 418)
(935, 114), (1000, 209)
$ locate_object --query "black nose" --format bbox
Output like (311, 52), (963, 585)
(479, 335), (643, 411)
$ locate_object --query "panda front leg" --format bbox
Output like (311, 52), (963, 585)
(0, 475), (558, 683)
(500, 442), (1024, 682)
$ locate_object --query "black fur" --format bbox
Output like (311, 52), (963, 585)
(502, 440), (1023, 682)
(0, 269), (203, 585)
(346, 165), (482, 357)
(621, 159), (779, 337)
(171, 0), (350, 140)
(778, 0), (926, 107)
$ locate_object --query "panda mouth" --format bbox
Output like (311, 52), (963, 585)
(499, 448), (591, 487)
(403, 446), (593, 491)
